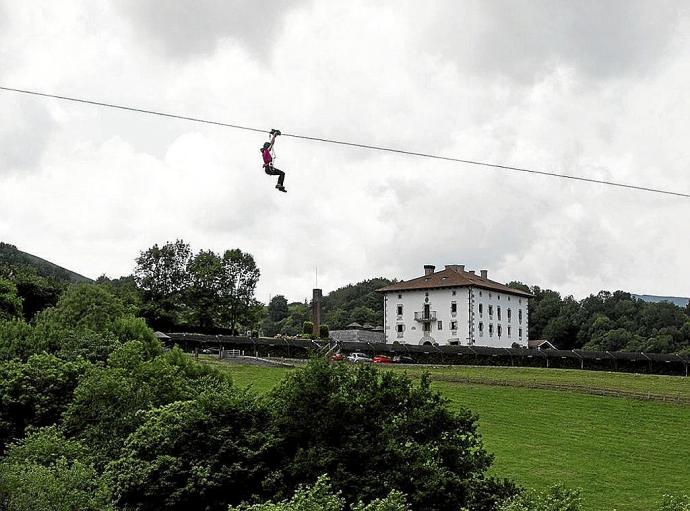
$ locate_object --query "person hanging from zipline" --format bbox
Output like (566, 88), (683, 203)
(261, 129), (287, 192)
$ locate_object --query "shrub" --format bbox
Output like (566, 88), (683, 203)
(497, 484), (581, 511)
(228, 475), (408, 511)
(659, 495), (690, 511)
(0, 355), (90, 454)
(0, 427), (112, 511)
(266, 359), (516, 511)
(108, 387), (275, 511)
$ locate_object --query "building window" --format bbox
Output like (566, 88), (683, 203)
(452, 290), (456, 296)
(519, 328), (523, 338)
(479, 322), (484, 336)
(479, 291), (482, 297)
(424, 322), (431, 332)
(488, 305), (493, 318)
(396, 305), (403, 317)
(498, 325), (502, 337)
(478, 303), (483, 316)
(489, 293), (492, 299)
(438, 321), (443, 330)
(451, 302), (457, 315)
(398, 294), (402, 299)
(519, 298), (522, 304)
(507, 309), (512, 322)
(498, 294), (501, 300)
(519, 309), (523, 324)
(451, 320), (458, 331)
(396, 324), (404, 338)
(489, 324), (494, 336)
(508, 326), (512, 337)
(497, 306), (502, 320)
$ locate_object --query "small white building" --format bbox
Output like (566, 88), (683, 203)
(377, 264), (532, 347)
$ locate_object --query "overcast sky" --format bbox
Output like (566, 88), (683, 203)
(1, 1), (689, 304)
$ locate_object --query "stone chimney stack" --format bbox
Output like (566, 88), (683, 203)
(480, 270), (488, 279)
(424, 264), (435, 276)
(312, 288), (322, 337)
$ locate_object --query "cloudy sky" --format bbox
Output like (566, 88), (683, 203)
(1, 1), (689, 303)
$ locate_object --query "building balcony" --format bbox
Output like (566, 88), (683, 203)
(414, 311), (437, 322)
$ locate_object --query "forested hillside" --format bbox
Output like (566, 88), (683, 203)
(509, 283), (690, 353)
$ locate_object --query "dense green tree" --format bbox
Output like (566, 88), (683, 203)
(349, 305), (378, 326)
(269, 295), (289, 322)
(320, 278), (392, 329)
(62, 343), (201, 463)
(228, 475), (408, 511)
(0, 426), (112, 511)
(108, 385), (275, 511)
(0, 355), (90, 453)
(0, 277), (23, 321)
(185, 250), (224, 328)
(96, 275), (142, 316)
(528, 288), (563, 340)
(30, 284), (160, 360)
(0, 320), (35, 361)
(220, 249), (261, 334)
(135, 240), (192, 328)
(267, 359), (516, 511)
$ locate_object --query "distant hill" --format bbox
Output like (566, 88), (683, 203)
(0, 242), (93, 283)
(633, 294), (689, 308)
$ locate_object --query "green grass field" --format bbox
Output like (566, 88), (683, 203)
(201, 358), (690, 511)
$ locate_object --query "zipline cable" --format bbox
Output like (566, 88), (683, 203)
(1, 85), (689, 199)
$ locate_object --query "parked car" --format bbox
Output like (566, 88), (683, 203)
(372, 355), (392, 364)
(330, 353), (344, 362)
(347, 352), (372, 363)
(392, 355), (415, 364)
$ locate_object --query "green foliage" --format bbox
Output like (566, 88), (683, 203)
(302, 320), (314, 335)
(497, 484), (581, 511)
(0, 427), (112, 511)
(0, 320), (35, 361)
(0, 355), (90, 453)
(29, 283), (159, 361)
(108, 386), (275, 511)
(135, 239), (192, 328)
(320, 278), (391, 329)
(63, 342), (204, 463)
(228, 475), (408, 511)
(0, 277), (23, 321)
(319, 324), (329, 339)
(527, 287), (690, 352)
(220, 248), (261, 334)
(266, 359), (515, 511)
(269, 295), (289, 322)
(659, 495), (690, 511)
(185, 249), (225, 328)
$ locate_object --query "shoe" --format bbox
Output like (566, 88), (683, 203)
(276, 185), (287, 193)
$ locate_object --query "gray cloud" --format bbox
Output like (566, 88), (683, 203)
(422, 0), (686, 83)
(0, 98), (54, 174)
(115, 0), (304, 59)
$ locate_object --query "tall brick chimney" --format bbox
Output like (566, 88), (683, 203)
(480, 269), (488, 279)
(312, 288), (322, 337)
(424, 264), (435, 276)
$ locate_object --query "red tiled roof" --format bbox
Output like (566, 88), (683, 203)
(376, 267), (533, 297)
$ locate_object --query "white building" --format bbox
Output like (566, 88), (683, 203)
(377, 264), (532, 347)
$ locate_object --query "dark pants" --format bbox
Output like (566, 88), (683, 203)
(264, 164), (285, 186)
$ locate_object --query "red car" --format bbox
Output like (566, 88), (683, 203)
(330, 353), (344, 362)
(372, 355), (392, 364)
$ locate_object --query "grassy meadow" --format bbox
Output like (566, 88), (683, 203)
(201, 358), (690, 511)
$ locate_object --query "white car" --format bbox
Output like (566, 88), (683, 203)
(347, 352), (372, 363)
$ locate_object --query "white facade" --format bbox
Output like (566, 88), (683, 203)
(382, 268), (530, 348)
